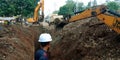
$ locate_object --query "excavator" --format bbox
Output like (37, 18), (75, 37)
(27, 0), (44, 23)
(56, 5), (120, 34)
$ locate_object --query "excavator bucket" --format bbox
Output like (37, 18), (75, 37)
(27, 18), (35, 23)
(52, 18), (68, 29)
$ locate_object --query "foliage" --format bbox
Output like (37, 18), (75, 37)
(53, 11), (59, 14)
(0, 0), (35, 17)
(58, 0), (75, 17)
(76, 2), (85, 11)
(107, 1), (120, 11)
(93, 0), (97, 6)
(58, 0), (84, 17)
(86, 1), (91, 8)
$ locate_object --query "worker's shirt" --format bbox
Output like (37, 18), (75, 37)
(35, 49), (48, 60)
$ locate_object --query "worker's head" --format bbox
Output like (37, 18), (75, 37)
(37, 2), (40, 4)
(38, 33), (52, 48)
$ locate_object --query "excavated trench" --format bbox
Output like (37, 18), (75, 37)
(0, 17), (120, 60)
(0, 25), (46, 60)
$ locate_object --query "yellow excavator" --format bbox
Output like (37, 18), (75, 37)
(27, 0), (44, 23)
(56, 5), (120, 34)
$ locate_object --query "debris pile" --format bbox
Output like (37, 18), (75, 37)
(50, 17), (120, 60)
(0, 25), (43, 60)
(0, 17), (120, 60)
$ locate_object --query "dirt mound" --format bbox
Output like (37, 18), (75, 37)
(0, 25), (45, 60)
(1, 17), (120, 60)
(50, 17), (120, 60)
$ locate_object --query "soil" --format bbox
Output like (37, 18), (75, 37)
(0, 25), (46, 60)
(50, 17), (120, 60)
(0, 17), (120, 60)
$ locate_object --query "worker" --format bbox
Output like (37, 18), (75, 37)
(35, 33), (52, 60)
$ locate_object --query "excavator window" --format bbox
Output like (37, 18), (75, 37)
(113, 19), (120, 29)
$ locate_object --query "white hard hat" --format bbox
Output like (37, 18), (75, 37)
(38, 33), (52, 42)
(38, 2), (40, 4)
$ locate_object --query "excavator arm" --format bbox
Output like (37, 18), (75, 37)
(27, 0), (44, 23)
(56, 5), (106, 27)
(71, 5), (120, 34)
(97, 12), (120, 34)
(68, 5), (106, 22)
(58, 5), (120, 34)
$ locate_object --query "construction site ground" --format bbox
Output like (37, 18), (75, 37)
(0, 17), (120, 60)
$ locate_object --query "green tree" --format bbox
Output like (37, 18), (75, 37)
(93, 0), (97, 6)
(107, 1), (120, 11)
(86, 1), (91, 8)
(76, 2), (85, 11)
(58, 0), (85, 17)
(0, 0), (35, 17)
(53, 11), (59, 14)
(58, 0), (75, 17)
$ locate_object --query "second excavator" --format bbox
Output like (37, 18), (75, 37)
(56, 5), (120, 34)
(27, 0), (44, 23)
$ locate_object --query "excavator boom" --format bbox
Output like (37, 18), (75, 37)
(27, 0), (44, 23)
(68, 5), (106, 22)
(97, 12), (120, 34)
(58, 5), (120, 34)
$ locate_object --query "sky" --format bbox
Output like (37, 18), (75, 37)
(44, 0), (114, 17)
(44, 0), (66, 17)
